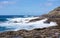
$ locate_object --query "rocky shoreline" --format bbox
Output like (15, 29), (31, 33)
(0, 7), (60, 38)
(0, 26), (60, 38)
(0, 17), (60, 38)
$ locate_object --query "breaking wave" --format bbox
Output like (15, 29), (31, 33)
(0, 17), (57, 32)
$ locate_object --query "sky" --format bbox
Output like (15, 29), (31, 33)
(0, 0), (60, 15)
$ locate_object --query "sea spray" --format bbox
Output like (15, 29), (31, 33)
(0, 17), (57, 31)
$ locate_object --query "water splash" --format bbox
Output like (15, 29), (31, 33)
(0, 17), (57, 32)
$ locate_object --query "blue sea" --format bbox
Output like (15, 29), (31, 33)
(0, 15), (33, 32)
(0, 15), (57, 32)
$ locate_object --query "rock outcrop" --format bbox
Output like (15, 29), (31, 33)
(0, 6), (60, 38)
(48, 7), (60, 16)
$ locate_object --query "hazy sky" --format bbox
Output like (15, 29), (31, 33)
(0, 0), (60, 15)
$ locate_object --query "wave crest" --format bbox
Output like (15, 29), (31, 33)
(0, 17), (57, 32)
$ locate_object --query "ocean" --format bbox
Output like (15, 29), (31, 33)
(0, 15), (33, 32)
(0, 15), (57, 32)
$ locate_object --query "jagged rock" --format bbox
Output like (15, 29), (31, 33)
(0, 6), (60, 38)
(29, 17), (45, 22)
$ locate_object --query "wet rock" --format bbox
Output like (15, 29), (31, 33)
(29, 17), (45, 22)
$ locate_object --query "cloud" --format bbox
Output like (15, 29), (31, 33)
(47, 0), (59, 2)
(0, 1), (15, 4)
(45, 3), (53, 6)
(0, 1), (16, 8)
(40, 2), (53, 7)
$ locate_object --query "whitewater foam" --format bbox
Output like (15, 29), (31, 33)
(0, 17), (57, 31)
(6, 17), (39, 23)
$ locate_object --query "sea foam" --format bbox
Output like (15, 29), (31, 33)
(0, 17), (57, 31)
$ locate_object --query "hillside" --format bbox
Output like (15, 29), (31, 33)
(41, 7), (60, 18)
(48, 7), (60, 16)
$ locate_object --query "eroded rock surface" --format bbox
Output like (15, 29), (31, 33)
(0, 26), (60, 38)
(0, 7), (60, 38)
